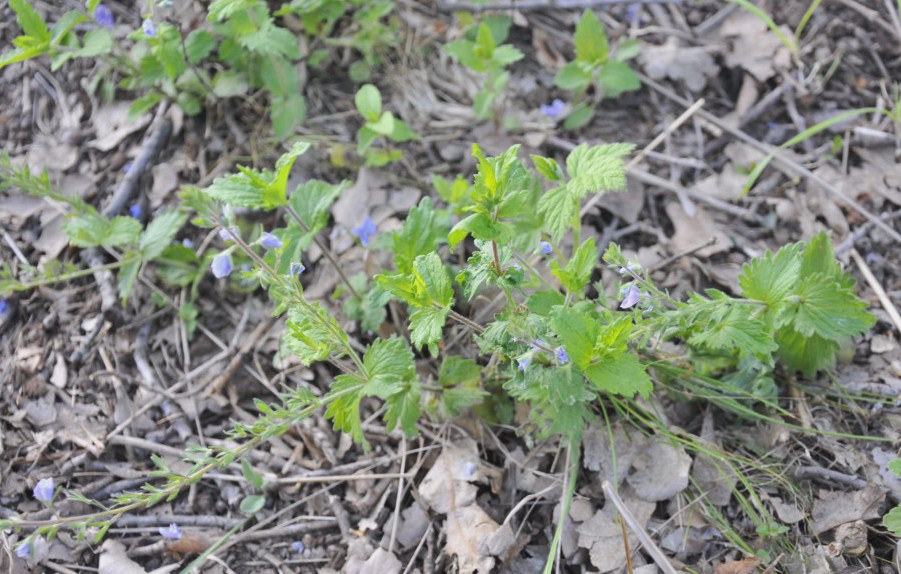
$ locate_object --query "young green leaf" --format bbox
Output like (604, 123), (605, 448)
(565, 143), (634, 197)
(355, 84), (382, 122)
(392, 197), (449, 275)
(10, 0), (50, 42)
(573, 9), (607, 66)
(549, 237), (597, 294)
(139, 209), (188, 260)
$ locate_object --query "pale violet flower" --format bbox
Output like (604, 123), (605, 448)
(94, 4), (114, 28)
(260, 231), (282, 249)
(618, 261), (641, 275)
(517, 355), (531, 372)
(620, 283), (643, 309)
(555, 346), (569, 365)
(291, 541), (305, 553)
(129, 204), (142, 219)
(15, 540), (31, 559)
(211, 253), (232, 278)
(540, 99), (566, 119)
(352, 217), (377, 247)
(159, 523), (183, 540)
(0, 299), (8, 314)
(182, 238), (194, 248)
(33, 478), (54, 503)
(461, 461), (478, 479)
(218, 226), (239, 241)
(537, 241), (553, 255)
(289, 262), (305, 276)
(142, 19), (157, 37)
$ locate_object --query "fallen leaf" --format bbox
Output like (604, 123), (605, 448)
(445, 505), (509, 574)
(98, 540), (150, 574)
(720, 10), (791, 82)
(626, 438), (691, 501)
(811, 483), (885, 534)
(417, 438), (480, 514)
(576, 488), (655, 573)
(89, 102), (152, 152)
(666, 203), (733, 257)
(713, 556), (762, 574)
(638, 40), (717, 92)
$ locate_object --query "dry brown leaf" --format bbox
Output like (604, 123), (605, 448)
(99, 540), (179, 574)
(666, 203), (733, 257)
(576, 489), (655, 573)
(811, 483), (885, 534)
(720, 10), (791, 82)
(417, 438), (480, 514)
(638, 40), (717, 92)
(89, 102), (152, 152)
(713, 556), (762, 574)
(445, 505), (511, 574)
(626, 439), (691, 501)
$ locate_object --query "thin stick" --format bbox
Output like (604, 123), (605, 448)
(581, 98), (706, 217)
(849, 248), (901, 334)
(601, 481), (678, 574)
(388, 436), (407, 555)
(637, 72), (901, 245)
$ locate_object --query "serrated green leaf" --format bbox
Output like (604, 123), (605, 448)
(355, 84), (382, 121)
(526, 290), (565, 315)
(574, 9), (607, 66)
(778, 273), (875, 340)
(324, 375), (366, 445)
(549, 237), (596, 294)
(385, 382), (421, 437)
(185, 29), (216, 64)
(414, 252), (453, 306)
(64, 213), (142, 248)
(532, 155), (563, 182)
(738, 242), (802, 307)
(539, 187), (577, 242)
(10, 0), (50, 41)
(139, 209), (187, 259)
(273, 141), (310, 198)
(444, 38), (484, 72)
(598, 60), (640, 98)
(209, 0), (260, 21)
(410, 306), (449, 352)
(364, 336), (416, 383)
(212, 70), (248, 97)
(565, 142), (634, 197)
(492, 44), (523, 67)
(288, 178), (348, 240)
(448, 211), (513, 248)
(550, 307), (599, 369)
(688, 308), (778, 356)
(584, 353), (652, 398)
(775, 328), (837, 375)
(393, 197), (449, 275)
(554, 60), (592, 91)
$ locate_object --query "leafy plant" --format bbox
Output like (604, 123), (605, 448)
(443, 15), (523, 120)
(553, 9), (641, 129)
(885, 459), (901, 536)
(354, 84), (420, 166)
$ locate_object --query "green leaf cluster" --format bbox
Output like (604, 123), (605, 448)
(355, 84), (420, 166)
(443, 16), (523, 119)
(553, 10), (641, 129)
(203, 142), (310, 209)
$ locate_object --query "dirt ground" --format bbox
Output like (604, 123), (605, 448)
(1, 1), (901, 573)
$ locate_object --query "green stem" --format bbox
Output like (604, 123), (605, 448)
(284, 204), (361, 299)
(6, 257), (135, 293)
(543, 442), (579, 574)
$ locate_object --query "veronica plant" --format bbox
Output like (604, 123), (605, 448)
(554, 9), (641, 129)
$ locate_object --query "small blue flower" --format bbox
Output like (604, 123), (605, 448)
(291, 541), (305, 553)
(540, 99), (566, 119)
(260, 231), (283, 249)
(461, 461), (478, 479)
(33, 477), (54, 503)
(211, 253), (232, 278)
(0, 299), (8, 314)
(142, 19), (157, 37)
(620, 283), (643, 309)
(94, 4), (114, 28)
(289, 262), (306, 276)
(182, 238), (194, 248)
(159, 523), (183, 540)
(15, 540), (30, 559)
(626, 4), (642, 25)
(555, 346), (569, 365)
(618, 261), (641, 275)
(537, 241), (553, 256)
(129, 204), (142, 219)
(516, 355), (531, 372)
(352, 217), (377, 247)
(510, 261), (522, 271)
(218, 226), (239, 241)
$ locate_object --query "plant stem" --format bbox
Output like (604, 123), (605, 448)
(7, 257), (134, 292)
(446, 307), (485, 334)
(284, 204), (361, 299)
(491, 240), (502, 273)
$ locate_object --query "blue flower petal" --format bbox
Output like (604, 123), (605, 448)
(142, 19), (157, 37)
(260, 231), (283, 249)
(159, 523), (183, 540)
(33, 477), (54, 503)
(554, 346), (569, 365)
(94, 4), (114, 28)
(211, 253), (232, 278)
(352, 217), (377, 247)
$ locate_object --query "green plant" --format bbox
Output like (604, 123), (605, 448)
(553, 9), (641, 129)
(885, 459), (901, 536)
(443, 15), (524, 120)
(354, 84), (420, 166)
